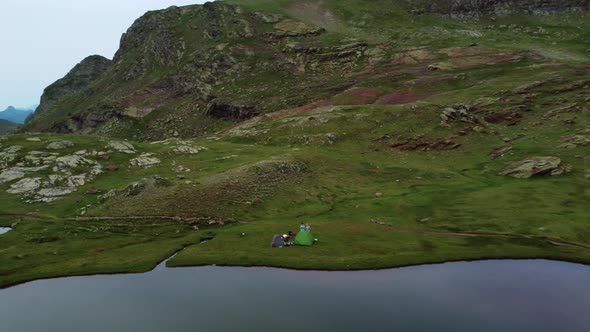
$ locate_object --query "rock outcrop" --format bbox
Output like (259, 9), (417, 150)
(499, 156), (571, 178)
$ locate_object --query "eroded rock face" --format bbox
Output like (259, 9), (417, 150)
(499, 156), (570, 178)
(206, 100), (258, 120)
(405, 0), (589, 17)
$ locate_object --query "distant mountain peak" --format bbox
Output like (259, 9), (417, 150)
(0, 105), (35, 124)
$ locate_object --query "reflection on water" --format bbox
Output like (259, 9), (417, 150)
(0, 260), (589, 332)
(0, 227), (11, 235)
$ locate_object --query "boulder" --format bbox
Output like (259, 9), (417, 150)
(46, 140), (74, 150)
(66, 174), (87, 187)
(7, 178), (42, 194)
(130, 153), (161, 168)
(499, 156), (569, 179)
(26, 137), (42, 142)
(107, 141), (136, 154)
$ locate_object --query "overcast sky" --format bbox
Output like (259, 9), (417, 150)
(0, 0), (207, 111)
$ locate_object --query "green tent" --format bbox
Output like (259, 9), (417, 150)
(294, 231), (315, 246)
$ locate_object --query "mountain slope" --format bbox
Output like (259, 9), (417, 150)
(22, 0), (589, 140)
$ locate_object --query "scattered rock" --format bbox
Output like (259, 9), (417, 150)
(490, 146), (513, 159)
(55, 155), (93, 169)
(98, 190), (117, 203)
(502, 134), (526, 143)
(559, 134), (590, 148)
(499, 156), (570, 179)
(440, 106), (479, 127)
(26, 137), (42, 142)
(544, 104), (583, 118)
(46, 140), (74, 150)
(390, 138), (461, 151)
(585, 170), (590, 180)
(107, 141), (136, 154)
(173, 165), (191, 173)
(375, 192), (383, 198)
(173, 144), (208, 155)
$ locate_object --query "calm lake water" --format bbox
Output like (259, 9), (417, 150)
(0, 227), (11, 235)
(1, 260), (589, 332)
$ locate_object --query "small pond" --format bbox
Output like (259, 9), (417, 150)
(0, 259), (589, 332)
(0, 227), (11, 235)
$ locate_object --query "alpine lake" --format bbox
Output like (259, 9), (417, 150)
(0, 259), (589, 332)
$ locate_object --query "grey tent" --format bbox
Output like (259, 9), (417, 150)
(271, 234), (285, 248)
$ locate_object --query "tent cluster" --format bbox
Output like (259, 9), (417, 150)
(271, 228), (317, 248)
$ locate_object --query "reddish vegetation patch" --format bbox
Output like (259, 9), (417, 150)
(332, 87), (383, 105)
(375, 91), (418, 105)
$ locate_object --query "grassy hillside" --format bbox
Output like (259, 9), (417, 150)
(1, 0), (589, 287)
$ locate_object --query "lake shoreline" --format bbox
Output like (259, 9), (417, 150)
(3, 253), (590, 291)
